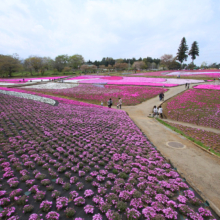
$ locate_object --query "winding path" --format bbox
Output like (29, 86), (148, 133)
(120, 85), (220, 216)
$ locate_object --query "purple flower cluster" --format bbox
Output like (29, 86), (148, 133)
(56, 197), (68, 210)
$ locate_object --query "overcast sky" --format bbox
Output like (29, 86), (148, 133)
(0, 0), (220, 65)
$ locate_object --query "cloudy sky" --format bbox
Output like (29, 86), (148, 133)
(0, 0), (220, 65)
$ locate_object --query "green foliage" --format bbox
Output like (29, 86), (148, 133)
(116, 201), (127, 212)
(112, 169), (118, 174)
(118, 172), (128, 179)
(54, 54), (69, 72)
(0, 54), (22, 77)
(69, 54), (84, 69)
(64, 207), (76, 217)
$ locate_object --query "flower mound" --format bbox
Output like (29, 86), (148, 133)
(166, 89), (220, 129)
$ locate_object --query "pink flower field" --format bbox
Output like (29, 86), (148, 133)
(133, 70), (220, 79)
(23, 84), (168, 105)
(165, 89), (220, 129)
(0, 90), (216, 220)
(66, 75), (203, 87)
(194, 84), (220, 90)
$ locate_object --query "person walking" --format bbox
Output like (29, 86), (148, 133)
(118, 98), (122, 109)
(101, 101), (103, 106)
(159, 93), (162, 101)
(158, 106), (163, 119)
(153, 106), (158, 117)
(187, 83), (190, 89)
(185, 83), (187, 88)
(107, 98), (113, 108)
(161, 93), (164, 101)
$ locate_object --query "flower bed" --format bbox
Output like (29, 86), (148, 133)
(21, 82), (79, 90)
(165, 89), (220, 129)
(166, 71), (220, 79)
(165, 122), (220, 153)
(0, 76), (67, 84)
(0, 87), (103, 108)
(194, 84), (220, 90)
(134, 70), (220, 79)
(67, 76), (203, 87)
(0, 92), (217, 219)
(23, 84), (168, 105)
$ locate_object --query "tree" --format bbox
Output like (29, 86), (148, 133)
(132, 61), (146, 70)
(24, 56), (45, 75)
(151, 62), (157, 69)
(24, 58), (33, 75)
(0, 54), (22, 77)
(200, 61), (207, 69)
(99, 65), (106, 70)
(114, 63), (128, 70)
(42, 57), (54, 70)
(188, 41), (199, 63)
(176, 37), (188, 66)
(69, 54), (84, 69)
(54, 55), (69, 72)
(115, 58), (124, 63)
(81, 64), (97, 74)
(62, 66), (72, 73)
(168, 60), (181, 70)
(143, 57), (153, 65)
(160, 54), (181, 70)
(160, 54), (174, 69)
(186, 62), (196, 70)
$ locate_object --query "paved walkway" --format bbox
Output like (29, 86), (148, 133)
(162, 119), (220, 134)
(118, 85), (220, 216)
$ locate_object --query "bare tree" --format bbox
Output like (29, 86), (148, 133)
(132, 61), (146, 70)
(114, 63), (128, 71)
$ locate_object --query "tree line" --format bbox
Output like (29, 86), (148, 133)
(0, 38), (219, 77)
(0, 54), (161, 77)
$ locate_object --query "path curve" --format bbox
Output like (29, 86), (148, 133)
(118, 84), (220, 216)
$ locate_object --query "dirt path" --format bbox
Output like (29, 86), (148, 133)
(118, 85), (220, 216)
(163, 119), (220, 134)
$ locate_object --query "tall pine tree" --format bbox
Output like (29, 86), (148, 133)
(176, 37), (188, 66)
(188, 41), (199, 63)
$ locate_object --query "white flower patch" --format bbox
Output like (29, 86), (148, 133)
(0, 90), (56, 105)
(22, 82), (79, 89)
(0, 83), (16, 85)
(64, 78), (100, 83)
(166, 71), (220, 76)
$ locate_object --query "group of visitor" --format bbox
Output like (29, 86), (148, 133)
(153, 105), (163, 118)
(102, 98), (122, 109)
(185, 83), (190, 89)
